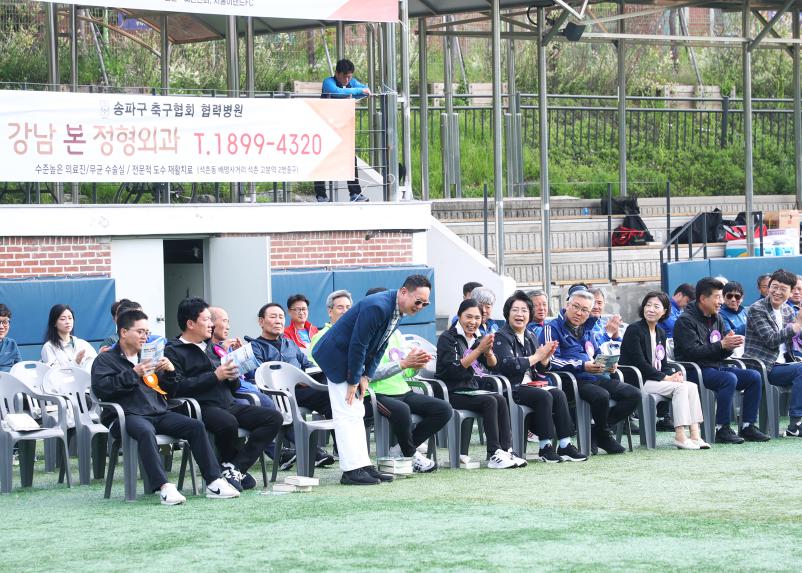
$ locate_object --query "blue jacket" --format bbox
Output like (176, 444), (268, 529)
(312, 289), (399, 385)
(321, 76), (368, 99)
(589, 316), (620, 347)
(540, 311), (599, 375)
(245, 335), (313, 380)
(659, 298), (682, 338)
(719, 305), (748, 336)
(0, 337), (21, 372)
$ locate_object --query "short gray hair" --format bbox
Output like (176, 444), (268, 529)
(470, 287), (496, 306)
(588, 287), (605, 300)
(526, 289), (546, 299)
(326, 289), (352, 309)
(568, 290), (594, 304)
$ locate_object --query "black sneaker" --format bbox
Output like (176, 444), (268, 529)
(557, 443), (588, 462)
(739, 424), (770, 442)
(361, 465), (394, 482)
(350, 193), (369, 202)
(595, 430), (626, 454)
(656, 416), (675, 431)
(316, 195), (328, 202)
(537, 444), (562, 463)
(240, 472), (257, 490)
(785, 422), (802, 437)
(628, 417), (640, 435)
(221, 463), (243, 492)
(278, 448), (297, 471)
(715, 425), (745, 444)
(314, 447), (336, 467)
(340, 468), (380, 486)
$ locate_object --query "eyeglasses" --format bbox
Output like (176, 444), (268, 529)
(413, 298), (430, 308)
(289, 307), (308, 313)
(568, 303), (591, 315)
(0, 319), (9, 327)
(126, 328), (150, 337)
(725, 293), (742, 300)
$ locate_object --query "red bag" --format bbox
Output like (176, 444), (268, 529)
(722, 224), (767, 241)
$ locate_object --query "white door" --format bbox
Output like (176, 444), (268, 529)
(110, 239), (167, 337)
(205, 236), (271, 340)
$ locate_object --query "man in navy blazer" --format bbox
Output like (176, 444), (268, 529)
(312, 274), (433, 485)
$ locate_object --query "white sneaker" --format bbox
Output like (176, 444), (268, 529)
(486, 448), (517, 469)
(459, 454), (472, 465)
(159, 483), (186, 506)
(206, 477), (241, 499)
(673, 438), (701, 450)
(527, 431), (538, 443)
(412, 450), (437, 473)
(388, 444), (403, 459)
(507, 448), (528, 468)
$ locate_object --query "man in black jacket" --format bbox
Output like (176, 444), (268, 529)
(91, 309), (240, 504)
(165, 298), (283, 491)
(674, 277), (770, 444)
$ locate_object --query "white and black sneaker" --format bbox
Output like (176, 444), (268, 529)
(486, 449), (516, 469)
(537, 444), (562, 463)
(159, 483), (186, 506)
(507, 448), (528, 468)
(221, 462), (243, 492)
(412, 450), (437, 473)
(206, 477), (240, 499)
(557, 443), (588, 462)
(785, 421), (801, 437)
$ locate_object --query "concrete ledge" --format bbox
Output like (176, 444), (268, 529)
(1, 201), (433, 237)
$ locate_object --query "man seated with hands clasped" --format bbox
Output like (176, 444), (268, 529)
(673, 277), (770, 444)
(91, 309), (240, 505)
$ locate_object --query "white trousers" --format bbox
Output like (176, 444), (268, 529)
(327, 380), (372, 472)
(643, 379), (703, 428)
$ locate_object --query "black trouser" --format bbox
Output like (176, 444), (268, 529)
(314, 157), (362, 199)
(111, 411), (221, 491)
(512, 385), (574, 440)
(296, 385), (333, 418)
(565, 374), (641, 436)
(201, 403), (283, 474)
(368, 391), (453, 457)
(449, 392), (512, 456)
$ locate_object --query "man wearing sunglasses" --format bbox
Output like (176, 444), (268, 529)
(720, 281), (748, 337)
(312, 274), (433, 485)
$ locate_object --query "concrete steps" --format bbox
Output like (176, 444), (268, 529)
(433, 194), (792, 288)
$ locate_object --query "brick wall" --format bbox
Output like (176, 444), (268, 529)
(0, 237), (111, 279)
(270, 231), (413, 269)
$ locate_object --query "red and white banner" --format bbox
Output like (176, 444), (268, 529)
(37, 0), (398, 22)
(0, 90), (356, 183)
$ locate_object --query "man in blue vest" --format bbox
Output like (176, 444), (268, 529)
(312, 274), (432, 485)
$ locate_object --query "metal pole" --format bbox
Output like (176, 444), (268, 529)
(383, 24), (399, 201)
(160, 15), (170, 95)
(336, 22), (345, 60)
(45, 2), (62, 204)
(483, 183), (489, 259)
(226, 16), (240, 202)
(71, 5), (79, 204)
(400, 0), (412, 200)
(70, 5), (78, 90)
(608, 183), (614, 282)
(506, 20), (518, 196)
(418, 18), (430, 200)
(794, 12), (802, 208)
(617, 0), (627, 197)
(665, 180), (671, 243)
(492, 0), (505, 275)
(743, 1), (755, 255)
(443, 16), (454, 199)
(538, 7), (552, 300)
(367, 24), (378, 171)
(246, 17), (256, 203)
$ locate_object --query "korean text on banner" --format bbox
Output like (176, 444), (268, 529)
(0, 91), (356, 183)
(37, 0), (398, 22)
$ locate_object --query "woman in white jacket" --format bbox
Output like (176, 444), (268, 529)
(41, 304), (96, 372)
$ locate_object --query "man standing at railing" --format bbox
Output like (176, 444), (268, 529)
(314, 58), (370, 203)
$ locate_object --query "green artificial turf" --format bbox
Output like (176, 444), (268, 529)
(2, 427), (801, 573)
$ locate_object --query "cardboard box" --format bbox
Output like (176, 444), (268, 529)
(764, 209), (800, 230)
